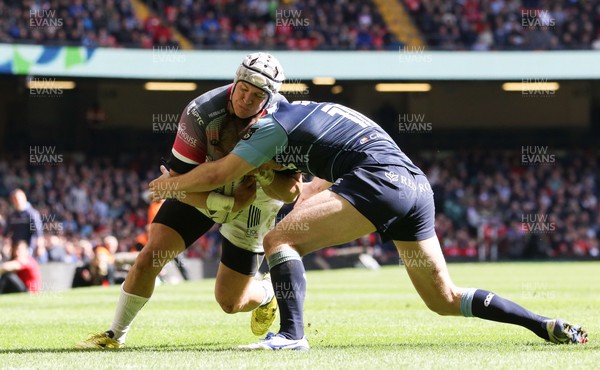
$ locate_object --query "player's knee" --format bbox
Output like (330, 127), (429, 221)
(132, 247), (166, 276)
(214, 294), (242, 314)
(262, 232), (279, 256)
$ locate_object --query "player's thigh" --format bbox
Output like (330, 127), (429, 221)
(151, 198), (215, 248)
(139, 199), (215, 265)
(266, 189), (376, 256)
(214, 263), (256, 302)
(215, 237), (264, 301)
(394, 237), (461, 310)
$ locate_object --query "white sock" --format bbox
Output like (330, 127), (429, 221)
(109, 283), (149, 343)
(259, 279), (274, 307)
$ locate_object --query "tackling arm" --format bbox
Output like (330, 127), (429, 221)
(161, 168), (255, 213)
(149, 153), (256, 200)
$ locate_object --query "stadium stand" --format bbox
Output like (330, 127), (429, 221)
(0, 0), (400, 50)
(405, 0), (600, 50)
(1, 147), (598, 273)
(2, 0), (599, 50)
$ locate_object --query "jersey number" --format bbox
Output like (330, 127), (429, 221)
(321, 104), (373, 128)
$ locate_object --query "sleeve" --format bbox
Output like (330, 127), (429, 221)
(231, 117), (288, 168)
(168, 100), (208, 174)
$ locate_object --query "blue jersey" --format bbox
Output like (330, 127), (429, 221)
(232, 101), (424, 182)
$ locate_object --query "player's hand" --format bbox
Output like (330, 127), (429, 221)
(250, 160), (286, 174)
(294, 180), (319, 208)
(232, 176), (257, 212)
(148, 165), (175, 201)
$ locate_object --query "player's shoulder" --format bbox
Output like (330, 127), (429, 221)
(270, 100), (323, 126)
(184, 84), (232, 119)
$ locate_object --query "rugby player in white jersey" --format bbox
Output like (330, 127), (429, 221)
(76, 53), (301, 349)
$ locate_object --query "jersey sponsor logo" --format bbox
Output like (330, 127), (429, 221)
(208, 108), (226, 118)
(242, 127), (258, 140)
(399, 175), (417, 190)
(186, 101), (197, 115)
(484, 293), (495, 307)
(186, 101), (205, 125)
(177, 122), (199, 147)
(385, 171), (399, 182)
(359, 132), (384, 145)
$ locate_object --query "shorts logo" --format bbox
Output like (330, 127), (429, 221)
(359, 137), (369, 144)
(484, 293), (495, 307)
(385, 171), (399, 182)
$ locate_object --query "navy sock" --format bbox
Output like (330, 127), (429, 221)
(468, 289), (550, 340)
(270, 258), (306, 340)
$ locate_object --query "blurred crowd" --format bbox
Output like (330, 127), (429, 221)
(0, 153), (219, 291)
(0, 0), (398, 50)
(4, 0), (598, 51)
(423, 148), (599, 259)
(0, 147), (597, 280)
(157, 0), (398, 50)
(406, 0), (600, 50)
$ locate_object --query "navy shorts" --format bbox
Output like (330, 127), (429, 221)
(220, 237), (264, 276)
(152, 199), (263, 275)
(152, 198), (215, 247)
(330, 165), (436, 242)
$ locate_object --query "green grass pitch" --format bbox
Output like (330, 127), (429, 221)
(1, 262), (598, 369)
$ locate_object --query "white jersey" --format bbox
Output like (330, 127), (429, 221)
(197, 183), (283, 253)
(170, 85), (288, 252)
(219, 185), (283, 252)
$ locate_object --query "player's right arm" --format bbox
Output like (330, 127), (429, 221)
(174, 169), (256, 212)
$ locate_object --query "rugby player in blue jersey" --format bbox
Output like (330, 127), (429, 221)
(150, 100), (587, 350)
